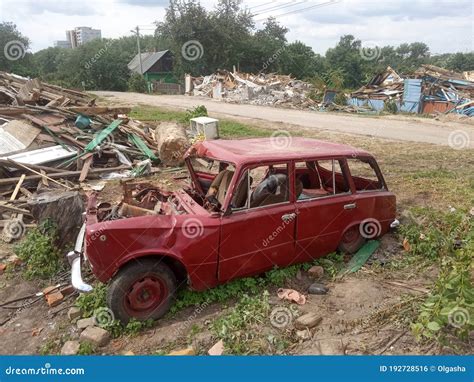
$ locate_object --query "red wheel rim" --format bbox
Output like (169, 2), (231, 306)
(124, 276), (168, 318)
(342, 226), (360, 244)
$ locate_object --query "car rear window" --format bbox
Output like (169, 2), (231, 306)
(347, 157), (384, 191)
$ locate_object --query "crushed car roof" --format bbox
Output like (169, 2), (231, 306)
(187, 137), (371, 165)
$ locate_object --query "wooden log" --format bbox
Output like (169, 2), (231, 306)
(28, 191), (84, 247)
(154, 122), (189, 166)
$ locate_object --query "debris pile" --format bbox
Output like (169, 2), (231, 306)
(414, 65), (474, 116)
(349, 65), (474, 116)
(0, 72), (93, 107)
(187, 70), (317, 109)
(350, 66), (404, 101)
(0, 72), (164, 244)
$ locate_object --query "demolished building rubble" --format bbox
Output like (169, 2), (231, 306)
(186, 69), (317, 109)
(0, 71), (182, 244)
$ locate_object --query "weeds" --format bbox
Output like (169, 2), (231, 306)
(77, 342), (96, 355)
(400, 207), (473, 345)
(183, 105), (207, 123)
(171, 262), (323, 314)
(14, 221), (61, 280)
(75, 283), (107, 318)
(211, 291), (290, 354)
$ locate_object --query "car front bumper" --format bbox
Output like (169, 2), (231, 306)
(390, 219), (400, 229)
(67, 223), (93, 293)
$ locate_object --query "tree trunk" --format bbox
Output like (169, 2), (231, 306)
(154, 122), (189, 166)
(28, 191), (84, 247)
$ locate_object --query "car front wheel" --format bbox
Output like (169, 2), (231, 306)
(107, 259), (177, 324)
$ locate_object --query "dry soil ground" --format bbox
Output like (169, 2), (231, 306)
(0, 99), (472, 355)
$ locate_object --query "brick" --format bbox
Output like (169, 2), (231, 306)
(46, 291), (64, 307)
(294, 313), (322, 330)
(61, 340), (80, 355)
(80, 326), (110, 347)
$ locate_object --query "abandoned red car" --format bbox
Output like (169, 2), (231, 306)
(68, 137), (398, 323)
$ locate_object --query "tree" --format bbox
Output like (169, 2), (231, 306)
(446, 52), (474, 72)
(0, 22), (32, 75)
(325, 35), (365, 88)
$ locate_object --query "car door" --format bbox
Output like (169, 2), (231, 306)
(218, 162), (297, 282)
(294, 158), (356, 261)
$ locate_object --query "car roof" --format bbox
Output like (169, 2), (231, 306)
(188, 137), (372, 166)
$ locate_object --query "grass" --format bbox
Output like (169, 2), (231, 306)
(130, 106), (272, 139)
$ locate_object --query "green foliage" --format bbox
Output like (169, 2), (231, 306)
(75, 283), (107, 318)
(401, 208), (474, 343)
(77, 342), (96, 355)
(399, 208), (469, 259)
(384, 99), (398, 114)
(128, 73), (148, 93)
(0, 22), (32, 75)
(171, 262), (317, 314)
(183, 105), (208, 123)
(14, 221), (61, 280)
(211, 291), (272, 354)
(313, 252), (345, 278)
(38, 339), (57, 355)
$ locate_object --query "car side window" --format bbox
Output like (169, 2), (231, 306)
(347, 158), (384, 192)
(231, 164), (290, 210)
(295, 160), (349, 201)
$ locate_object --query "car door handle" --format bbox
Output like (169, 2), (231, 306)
(344, 203), (357, 210)
(281, 213), (296, 222)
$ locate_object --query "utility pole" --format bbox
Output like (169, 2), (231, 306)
(131, 26), (143, 75)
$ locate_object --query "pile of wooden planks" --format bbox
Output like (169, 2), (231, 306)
(0, 71), (94, 107)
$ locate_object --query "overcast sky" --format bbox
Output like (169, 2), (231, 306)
(1, 0), (472, 55)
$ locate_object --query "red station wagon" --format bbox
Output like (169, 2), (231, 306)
(68, 137), (399, 323)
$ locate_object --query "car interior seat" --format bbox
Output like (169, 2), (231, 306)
(250, 173), (288, 208)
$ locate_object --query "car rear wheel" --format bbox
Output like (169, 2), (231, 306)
(338, 225), (366, 254)
(107, 259), (177, 324)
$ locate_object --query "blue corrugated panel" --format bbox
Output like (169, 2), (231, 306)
(400, 79), (422, 113)
(348, 98), (385, 111)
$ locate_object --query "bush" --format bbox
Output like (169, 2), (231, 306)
(14, 221), (61, 280)
(182, 105), (208, 123)
(128, 73), (148, 93)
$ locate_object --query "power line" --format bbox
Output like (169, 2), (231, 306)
(255, 0), (339, 21)
(253, 1), (307, 17)
(247, 1), (274, 10)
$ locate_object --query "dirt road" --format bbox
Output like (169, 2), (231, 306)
(94, 91), (473, 148)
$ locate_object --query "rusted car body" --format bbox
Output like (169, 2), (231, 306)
(69, 138), (398, 322)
